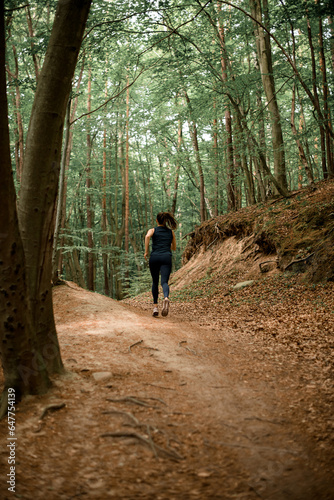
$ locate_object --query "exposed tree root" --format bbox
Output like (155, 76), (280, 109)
(102, 409), (140, 426)
(39, 402), (66, 420)
(128, 340), (143, 352)
(106, 396), (159, 408)
(101, 431), (184, 461)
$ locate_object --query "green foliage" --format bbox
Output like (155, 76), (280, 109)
(5, 0), (334, 297)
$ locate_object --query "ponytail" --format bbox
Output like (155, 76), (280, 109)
(156, 211), (177, 230)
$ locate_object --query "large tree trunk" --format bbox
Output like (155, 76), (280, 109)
(250, 0), (287, 192)
(0, 1), (50, 416)
(17, 0), (92, 375)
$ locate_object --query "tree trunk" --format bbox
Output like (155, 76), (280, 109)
(102, 80), (109, 296)
(212, 101), (219, 216)
(217, 2), (236, 210)
(52, 97), (71, 284)
(171, 118), (182, 216)
(17, 0), (92, 375)
(318, 5), (333, 177)
(0, 3), (50, 413)
(6, 31), (24, 182)
(291, 83), (314, 187)
(25, 5), (40, 81)
(124, 75), (130, 283)
(329, 15), (334, 72)
(235, 113), (256, 205)
(184, 91), (207, 222)
(86, 65), (95, 291)
(250, 0), (287, 192)
(305, 4), (327, 179)
(58, 57), (86, 276)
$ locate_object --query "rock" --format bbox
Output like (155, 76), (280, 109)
(232, 280), (254, 290)
(92, 371), (112, 382)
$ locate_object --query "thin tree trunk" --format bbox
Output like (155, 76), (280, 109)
(291, 83), (314, 187)
(217, 1), (236, 210)
(171, 118), (182, 216)
(184, 91), (206, 222)
(25, 5), (40, 80)
(52, 97), (71, 284)
(329, 15), (334, 72)
(102, 79), (109, 296)
(213, 99), (219, 216)
(235, 113), (255, 205)
(6, 30), (24, 181)
(305, 4), (327, 179)
(58, 57), (86, 275)
(86, 65), (95, 291)
(125, 75), (130, 263)
(250, 0), (287, 191)
(318, 6), (333, 177)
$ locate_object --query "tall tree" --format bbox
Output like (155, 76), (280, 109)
(0, 0), (92, 415)
(250, 0), (288, 192)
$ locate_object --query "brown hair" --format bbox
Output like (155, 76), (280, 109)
(156, 212), (177, 230)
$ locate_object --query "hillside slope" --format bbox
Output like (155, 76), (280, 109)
(182, 179), (334, 283)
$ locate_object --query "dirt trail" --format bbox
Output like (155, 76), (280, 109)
(0, 283), (333, 500)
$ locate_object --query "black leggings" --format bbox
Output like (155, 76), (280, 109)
(149, 254), (172, 304)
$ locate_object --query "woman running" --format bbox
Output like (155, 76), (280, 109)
(144, 212), (177, 317)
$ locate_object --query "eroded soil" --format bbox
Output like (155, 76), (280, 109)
(0, 281), (333, 500)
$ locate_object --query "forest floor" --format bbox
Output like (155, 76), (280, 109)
(0, 263), (333, 499)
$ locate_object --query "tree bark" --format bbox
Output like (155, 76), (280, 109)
(124, 74), (130, 283)
(171, 118), (182, 216)
(217, 1), (236, 210)
(86, 64), (95, 291)
(212, 96), (219, 216)
(0, 1), (50, 414)
(17, 0), (92, 375)
(102, 78), (110, 296)
(291, 83), (314, 187)
(250, 0), (287, 192)
(6, 30), (24, 182)
(52, 97), (71, 284)
(318, 4), (333, 177)
(25, 4), (40, 81)
(184, 91), (207, 222)
(305, 4), (327, 179)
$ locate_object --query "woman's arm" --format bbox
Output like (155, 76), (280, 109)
(144, 228), (155, 261)
(171, 230), (176, 251)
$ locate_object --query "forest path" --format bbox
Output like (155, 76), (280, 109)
(1, 283), (333, 500)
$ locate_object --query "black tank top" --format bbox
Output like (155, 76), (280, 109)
(151, 226), (173, 256)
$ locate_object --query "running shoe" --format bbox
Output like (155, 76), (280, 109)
(161, 297), (170, 317)
(152, 306), (159, 317)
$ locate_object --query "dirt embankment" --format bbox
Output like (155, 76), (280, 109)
(182, 179), (334, 282)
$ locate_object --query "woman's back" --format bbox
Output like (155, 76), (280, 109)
(151, 226), (173, 256)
